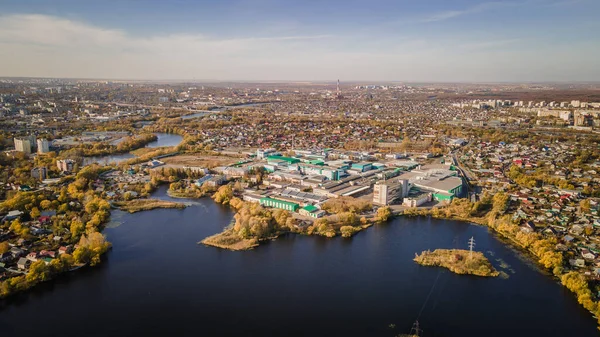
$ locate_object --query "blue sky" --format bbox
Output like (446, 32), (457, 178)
(1, 0), (599, 81)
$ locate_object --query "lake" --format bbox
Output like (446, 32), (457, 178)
(83, 133), (183, 165)
(0, 186), (598, 337)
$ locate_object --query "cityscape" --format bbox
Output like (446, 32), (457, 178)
(1, 1), (600, 337)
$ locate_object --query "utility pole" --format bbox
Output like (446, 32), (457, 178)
(468, 236), (475, 258)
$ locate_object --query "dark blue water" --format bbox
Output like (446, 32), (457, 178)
(1, 186), (598, 337)
(83, 133), (183, 165)
(145, 133), (183, 148)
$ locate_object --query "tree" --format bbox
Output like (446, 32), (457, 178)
(40, 200), (52, 210)
(340, 226), (358, 238)
(0, 241), (9, 254)
(492, 192), (509, 214)
(30, 207), (41, 219)
(580, 199), (591, 214)
(73, 246), (92, 265)
(70, 219), (85, 238)
(26, 260), (51, 284)
(213, 185), (234, 205)
(376, 206), (392, 222)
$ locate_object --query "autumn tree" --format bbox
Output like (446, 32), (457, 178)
(376, 206), (392, 222)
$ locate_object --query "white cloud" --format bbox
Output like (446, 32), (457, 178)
(421, 1), (517, 22)
(0, 13), (598, 82)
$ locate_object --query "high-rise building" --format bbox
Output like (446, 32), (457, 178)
(57, 159), (75, 172)
(37, 139), (50, 154)
(373, 179), (409, 206)
(31, 167), (47, 180)
(14, 138), (32, 154)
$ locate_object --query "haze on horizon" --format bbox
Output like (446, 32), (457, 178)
(0, 0), (599, 82)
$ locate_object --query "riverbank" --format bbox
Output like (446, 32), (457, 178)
(113, 199), (186, 213)
(414, 249), (499, 277)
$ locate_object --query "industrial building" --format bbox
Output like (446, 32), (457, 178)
(403, 190), (432, 207)
(373, 179), (409, 205)
(294, 163), (340, 180)
(259, 197), (300, 212)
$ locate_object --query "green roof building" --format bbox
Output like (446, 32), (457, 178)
(299, 204), (325, 218)
(266, 155), (300, 165)
(259, 197), (300, 212)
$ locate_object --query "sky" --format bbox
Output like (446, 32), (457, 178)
(0, 0), (599, 82)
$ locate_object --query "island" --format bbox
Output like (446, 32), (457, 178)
(112, 199), (186, 213)
(414, 249), (499, 277)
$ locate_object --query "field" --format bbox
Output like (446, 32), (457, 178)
(200, 229), (259, 251)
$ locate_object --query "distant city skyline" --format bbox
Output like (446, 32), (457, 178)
(1, 0), (599, 82)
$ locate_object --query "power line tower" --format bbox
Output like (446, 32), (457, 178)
(468, 236), (476, 258)
(408, 320), (422, 337)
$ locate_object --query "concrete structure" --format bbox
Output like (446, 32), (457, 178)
(373, 179), (409, 206)
(257, 148), (277, 159)
(37, 138), (50, 154)
(403, 191), (432, 207)
(57, 159), (75, 172)
(259, 197), (299, 212)
(14, 138), (32, 154)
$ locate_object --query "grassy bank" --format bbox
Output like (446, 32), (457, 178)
(414, 249), (499, 277)
(167, 188), (207, 199)
(200, 228), (260, 251)
(113, 199), (186, 213)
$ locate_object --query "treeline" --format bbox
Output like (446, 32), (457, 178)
(0, 164), (113, 299)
